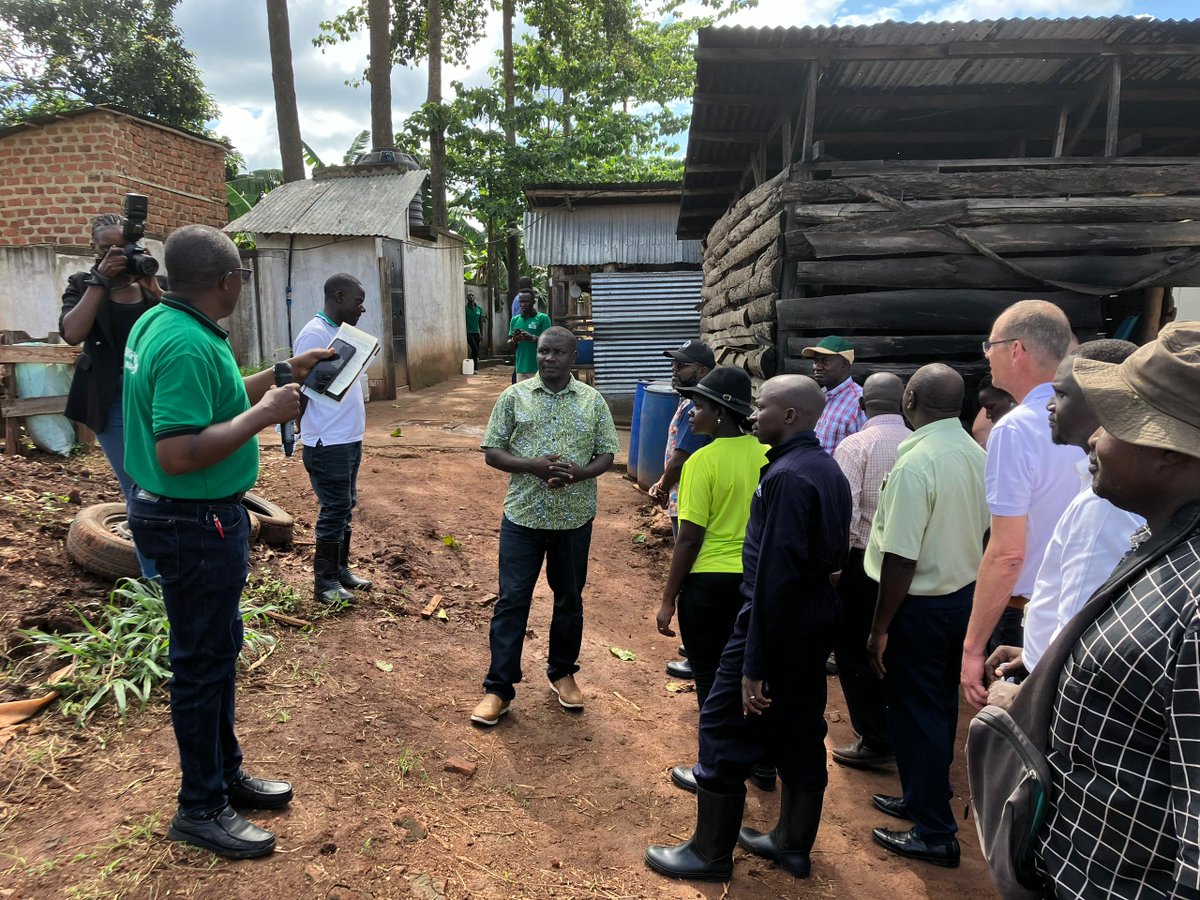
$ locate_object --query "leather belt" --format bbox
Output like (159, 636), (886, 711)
(135, 488), (245, 506)
(1007, 595), (1029, 610)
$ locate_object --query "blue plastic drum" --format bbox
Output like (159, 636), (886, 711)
(636, 381), (678, 491)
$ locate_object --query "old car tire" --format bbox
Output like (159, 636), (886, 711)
(241, 492), (293, 547)
(66, 502), (140, 582)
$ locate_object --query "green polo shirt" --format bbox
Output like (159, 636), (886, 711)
(508, 311), (552, 373)
(481, 375), (620, 530)
(122, 295), (259, 499)
(465, 303), (484, 335)
(864, 417), (989, 596)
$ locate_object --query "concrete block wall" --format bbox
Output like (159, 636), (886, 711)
(0, 109), (226, 250)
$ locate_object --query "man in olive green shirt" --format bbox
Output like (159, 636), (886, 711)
(863, 364), (989, 869)
(472, 327), (620, 726)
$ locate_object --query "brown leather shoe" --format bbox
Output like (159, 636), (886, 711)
(470, 694), (510, 726)
(549, 675), (584, 710)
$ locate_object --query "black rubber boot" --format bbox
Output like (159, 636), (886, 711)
(315, 541), (354, 604)
(737, 783), (824, 878)
(749, 763), (777, 791)
(645, 785), (745, 881)
(338, 529), (372, 590)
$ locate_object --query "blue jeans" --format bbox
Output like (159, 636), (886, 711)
(484, 516), (593, 701)
(127, 493), (250, 818)
(301, 441), (362, 543)
(94, 398), (157, 579)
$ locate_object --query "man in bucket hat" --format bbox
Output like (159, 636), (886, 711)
(1026, 322), (1200, 897)
(801, 336), (865, 455)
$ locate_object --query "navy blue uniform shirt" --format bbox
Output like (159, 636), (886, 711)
(740, 431), (852, 681)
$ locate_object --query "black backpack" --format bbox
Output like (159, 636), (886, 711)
(966, 502), (1200, 898)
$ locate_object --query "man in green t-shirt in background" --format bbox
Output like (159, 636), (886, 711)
(508, 290), (551, 381)
(124, 225), (330, 861)
(465, 292), (486, 373)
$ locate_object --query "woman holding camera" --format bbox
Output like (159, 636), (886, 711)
(60, 213), (163, 579)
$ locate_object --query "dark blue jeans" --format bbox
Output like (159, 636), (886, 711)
(128, 493), (250, 818)
(484, 516), (593, 701)
(302, 440), (362, 543)
(883, 583), (974, 846)
(676, 571), (742, 709)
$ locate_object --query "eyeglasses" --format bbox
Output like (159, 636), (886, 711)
(223, 268), (253, 285)
(982, 337), (1019, 355)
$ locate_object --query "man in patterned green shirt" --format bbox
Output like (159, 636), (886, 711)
(472, 327), (620, 726)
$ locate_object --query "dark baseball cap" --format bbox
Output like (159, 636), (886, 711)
(664, 339), (715, 369)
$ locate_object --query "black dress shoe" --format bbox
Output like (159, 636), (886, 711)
(168, 806), (275, 859)
(671, 765), (698, 794)
(228, 772), (294, 810)
(666, 659), (693, 679)
(832, 737), (895, 770)
(871, 794), (909, 820)
(871, 827), (960, 868)
(677, 644), (688, 658)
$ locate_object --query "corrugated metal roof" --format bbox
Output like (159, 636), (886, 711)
(224, 170), (427, 240)
(681, 17), (1200, 235)
(524, 204), (701, 266)
(592, 271), (703, 396)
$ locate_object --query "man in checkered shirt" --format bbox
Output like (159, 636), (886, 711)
(1034, 321), (1200, 897)
(801, 335), (866, 455)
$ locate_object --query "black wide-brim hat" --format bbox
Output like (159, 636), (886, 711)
(678, 366), (753, 418)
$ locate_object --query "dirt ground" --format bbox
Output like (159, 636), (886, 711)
(0, 367), (999, 899)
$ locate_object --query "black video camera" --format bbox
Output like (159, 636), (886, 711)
(121, 193), (159, 278)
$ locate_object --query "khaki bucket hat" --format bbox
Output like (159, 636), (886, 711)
(1073, 321), (1200, 461)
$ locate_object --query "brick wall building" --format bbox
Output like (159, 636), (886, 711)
(0, 105), (228, 250)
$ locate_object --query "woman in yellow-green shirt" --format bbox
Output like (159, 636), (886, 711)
(656, 367), (768, 792)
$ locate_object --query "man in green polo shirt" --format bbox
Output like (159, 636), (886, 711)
(472, 326), (620, 726)
(508, 290), (551, 381)
(863, 363), (989, 869)
(124, 224), (330, 861)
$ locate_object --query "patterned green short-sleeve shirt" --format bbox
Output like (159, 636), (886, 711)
(482, 375), (620, 530)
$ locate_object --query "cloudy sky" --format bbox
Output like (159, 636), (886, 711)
(175, 0), (1193, 173)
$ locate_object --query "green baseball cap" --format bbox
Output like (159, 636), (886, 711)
(800, 335), (855, 364)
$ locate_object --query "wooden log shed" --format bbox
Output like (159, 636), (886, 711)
(679, 18), (1200, 391)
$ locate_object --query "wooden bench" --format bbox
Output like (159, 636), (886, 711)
(0, 333), (85, 456)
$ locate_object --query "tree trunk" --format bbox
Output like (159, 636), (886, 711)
(367, 0), (392, 152)
(265, 0), (304, 183)
(427, 0), (448, 229)
(503, 0), (519, 298)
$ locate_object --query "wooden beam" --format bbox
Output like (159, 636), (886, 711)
(786, 333), (988, 359)
(800, 60), (818, 164)
(1052, 102), (1069, 158)
(694, 41), (1200, 64)
(0, 345), (79, 364)
(0, 396), (70, 417)
(1104, 57), (1122, 157)
(781, 109), (795, 170)
(788, 249), (1200, 291)
(684, 163), (745, 173)
(789, 196), (1200, 229)
(694, 91), (792, 107)
(791, 221), (1200, 260)
(692, 130), (763, 144)
(1063, 74), (1109, 157)
(777, 289), (1101, 331)
(811, 126), (1196, 146)
(780, 164), (1200, 203)
(816, 86), (1200, 112)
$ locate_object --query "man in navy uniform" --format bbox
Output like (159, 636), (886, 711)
(646, 374), (852, 883)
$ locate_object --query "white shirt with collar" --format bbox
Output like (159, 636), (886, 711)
(984, 382), (1085, 599)
(294, 314), (368, 448)
(1021, 457), (1145, 671)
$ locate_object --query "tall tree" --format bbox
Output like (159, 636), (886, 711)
(367, 0), (393, 151)
(427, 0), (447, 229)
(502, 0), (519, 298)
(266, 0), (305, 183)
(0, 0), (215, 130)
